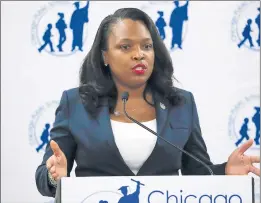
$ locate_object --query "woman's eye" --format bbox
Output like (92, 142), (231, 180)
(120, 45), (130, 50)
(144, 44), (153, 49)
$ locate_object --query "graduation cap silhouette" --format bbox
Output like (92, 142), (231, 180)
(157, 11), (164, 16)
(73, 2), (80, 6)
(57, 12), (64, 18)
(118, 186), (129, 194)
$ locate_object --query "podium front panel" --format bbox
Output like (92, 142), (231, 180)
(59, 175), (253, 203)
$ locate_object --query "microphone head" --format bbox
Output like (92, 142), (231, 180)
(121, 92), (129, 101)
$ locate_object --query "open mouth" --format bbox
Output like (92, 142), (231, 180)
(132, 64), (147, 75)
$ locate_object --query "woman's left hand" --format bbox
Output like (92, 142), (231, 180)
(225, 139), (260, 176)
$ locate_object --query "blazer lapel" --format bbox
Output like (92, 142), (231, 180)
(154, 93), (170, 144)
(137, 95), (171, 175)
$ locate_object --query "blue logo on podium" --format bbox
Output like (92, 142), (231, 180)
(81, 178), (143, 203)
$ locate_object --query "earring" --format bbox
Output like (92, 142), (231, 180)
(104, 63), (108, 66)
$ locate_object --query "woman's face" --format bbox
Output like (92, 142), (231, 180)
(103, 19), (155, 90)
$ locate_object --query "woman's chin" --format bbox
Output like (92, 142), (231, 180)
(127, 79), (149, 89)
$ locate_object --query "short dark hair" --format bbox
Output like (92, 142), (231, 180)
(79, 8), (183, 118)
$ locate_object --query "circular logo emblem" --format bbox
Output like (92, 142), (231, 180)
(31, 1), (90, 56)
(228, 94), (260, 150)
(80, 179), (141, 203)
(80, 191), (122, 203)
(29, 101), (59, 153)
(231, 1), (260, 51)
(140, 1), (189, 51)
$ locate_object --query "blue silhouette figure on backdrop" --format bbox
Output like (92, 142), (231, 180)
(169, 0), (189, 50)
(55, 12), (67, 52)
(37, 1), (90, 54)
(255, 8), (260, 46)
(252, 107), (260, 145)
(38, 24), (55, 52)
(117, 179), (144, 203)
(238, 19), (254, 48)
(36, 123), (51, 152)
(235, 106), (260, 147)
(99, 201), (108, 203)
(70, 0), (90, 52)
(235, 118), (250, 147)
(155, 11), (166, 40)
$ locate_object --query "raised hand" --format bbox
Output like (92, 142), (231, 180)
(46, 140), (67, 181)
(225, 139), (260, 176)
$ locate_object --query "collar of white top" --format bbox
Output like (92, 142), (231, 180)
(110, 118), (156, 124)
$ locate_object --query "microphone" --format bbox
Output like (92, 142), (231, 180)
(121, 92), (214, 175)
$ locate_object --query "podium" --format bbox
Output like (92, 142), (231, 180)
(55, 176), (255, 203)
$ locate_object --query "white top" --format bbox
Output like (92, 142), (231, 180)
(110, 119), (157, 175)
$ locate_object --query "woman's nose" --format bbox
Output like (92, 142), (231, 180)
(132, 51), (145, 61)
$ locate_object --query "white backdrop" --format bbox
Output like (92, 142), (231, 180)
(1, 1), (260, 203)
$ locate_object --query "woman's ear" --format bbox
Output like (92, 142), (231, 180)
(102, 51), (108, 66)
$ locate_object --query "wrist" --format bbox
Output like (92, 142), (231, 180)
(47, 170), (57, 188)
(224, 162), (230, 175)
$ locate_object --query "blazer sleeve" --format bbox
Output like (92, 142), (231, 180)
(35, 91), (77, 197)
(181, 92), (227, 175)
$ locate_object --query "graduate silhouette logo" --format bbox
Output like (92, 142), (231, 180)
(28, 101), (59, 153)
(228, 95), (260, 150)
(231, 1), (260, 51)
(117, 179), (143, 203)
(81, 178), (143, 203)
(31, 1), (90, 56)
(141, 0), (189, 51)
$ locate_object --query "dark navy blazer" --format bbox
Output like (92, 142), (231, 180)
(35, 87), (226, 197)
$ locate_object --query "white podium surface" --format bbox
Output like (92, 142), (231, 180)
(59, 176), (254, 203)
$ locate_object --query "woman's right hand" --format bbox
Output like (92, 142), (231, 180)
(46, 140), (67, 181)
